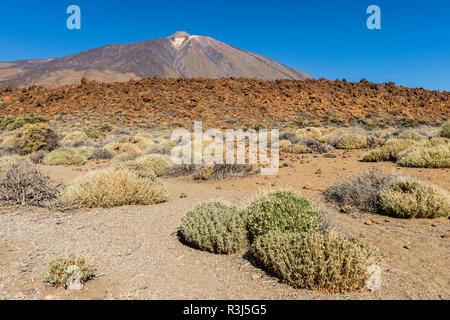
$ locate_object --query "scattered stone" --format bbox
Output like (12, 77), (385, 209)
(364, 220), (373, 226)
(180, 193), (188, 199)
(403, 245), (412, 250)
(66, 265), (83, 290)
(215, 186), (222, 190)
(371, 218), (381, 224)
(441, 233), (450, 239)
(303, 184), (313, 190)
(323, 153), (337, 158)
(314, 169), (322, 175)
(342, 205), (352, 214)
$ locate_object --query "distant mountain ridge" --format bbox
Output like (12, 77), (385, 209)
(0, 31), (309, 88)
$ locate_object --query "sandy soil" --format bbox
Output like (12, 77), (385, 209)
(0, 150), (449, 300)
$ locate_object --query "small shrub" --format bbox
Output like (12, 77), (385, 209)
(105, 142), (144, 156)
(135, 154), (174, 177)
(440, 121), (450, 138)
(0, 155), (25, 179)
(42, 257), (95, 288)
(282, 144), (310, 154)
(397, 138), (450, 168)
(279, 131), (301, 144)
(395, 131), (427, 141)
(110, 160), (157, 180)
(90, 148), (114, 160)
(242, 191), (318, 239)
(253, 123), (267, 130)
(251, 231), (381, 293)
(180, 202), (247, 254)
(324, 168), (396, 213)
(61, 131), (89, 147)
(42, 148), (87, 165)
(29, 150), (47, 164)
(335, 134), (368, 149)
(60, 168), (167, 208)
(380, 178), (449, 218)
(300, 138), (329, 153)
(83, 129), (105, 139)
(279, 139), (292, 149)
(0, 162), (59, 207)
(11, 123), (59, 155)
(193, 163), (252, 180)
(362, 139), (417, 162)
(146, 144), (172, 155)
(110, 152), (137, 163)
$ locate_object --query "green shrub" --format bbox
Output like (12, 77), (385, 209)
(60, 167), (167, 208)
(12, 123), (59, 155)
(397, 138), (450, 168)
(42, 257), (95, 288)
(253, 123), (267, 130)
(362, 139), (417, 162)
(335, 134), (368, 149)
(440, 121), (450, 138)
(83, 129), (105, 139)
(242, 191), (318, 239)
(180, 202), (247, 254)
(395, 131), (427, 141)
(380, 178), (449, 218)
(252, 231), (381, 293)
(135, 154), (174, 177)
(0, 114), (49, 131)
(42, 148), (88, 165)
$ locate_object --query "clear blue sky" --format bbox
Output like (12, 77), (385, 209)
(1, 0), (449, 90)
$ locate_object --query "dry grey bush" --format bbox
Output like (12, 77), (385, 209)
(300, 138), (329, 153)
(90, 148), (114, 160)
(279, 131), (301, 144)
(146, 144), (172, 155)
(194, 163), (253, 180)
(324, 168), (397, 213)
(29, 150), (47, 164)
(0, 162), (59, 207)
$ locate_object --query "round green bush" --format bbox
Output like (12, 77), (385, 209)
(252, 231), (381, 293)
(242, 191), (318, 239)
(42, 148), (87, 165)
(180, 202), (247, 254)
(381, 179), (449, 218)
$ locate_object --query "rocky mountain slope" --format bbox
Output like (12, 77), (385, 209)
(0, 78), (447, 128)
(0, 32), (309, 88)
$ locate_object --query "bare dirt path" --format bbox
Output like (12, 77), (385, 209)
(0, 150), (449, 300)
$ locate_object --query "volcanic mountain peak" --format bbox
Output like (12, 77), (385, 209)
(169, 31), (191, 38)
(0, 32), (310, 88)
